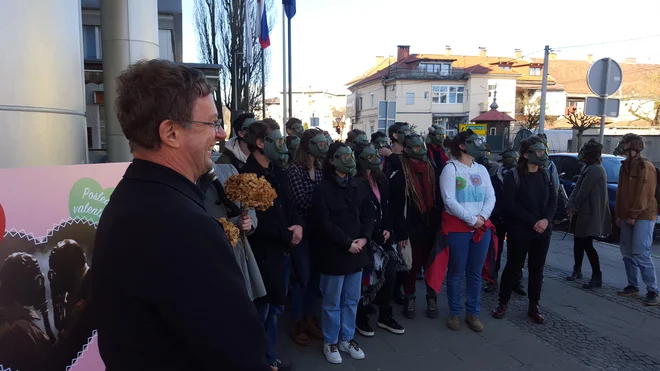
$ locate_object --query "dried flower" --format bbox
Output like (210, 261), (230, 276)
(224, 173), (277, 211)
(217, 218), (240, 247)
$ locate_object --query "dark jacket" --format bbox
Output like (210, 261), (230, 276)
(358, 173), (392, 246)
(0, 302), (51, 371)
(241, 154), (304, 305)
(92, 159), (271, 371)
(312, 176), (375, 276)
(567, 163), (612, 238)
(389, 160), (441, 246)
(490, 165), (509, 226)
(383, 153), (402, 178)
(502, 167), (557, 238)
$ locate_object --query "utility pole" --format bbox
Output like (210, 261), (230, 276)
(539, 45), (550, 134)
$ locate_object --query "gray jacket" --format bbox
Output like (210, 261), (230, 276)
(567, 163), (612, 238)
(203, 164), (267, 301)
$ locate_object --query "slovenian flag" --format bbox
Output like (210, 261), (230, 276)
(256, 0), (270, 49)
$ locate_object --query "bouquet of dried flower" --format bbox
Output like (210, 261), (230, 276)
(217, 217), (240, 247)
(224, 173), (277, 212)
(223, 173), (278, 260)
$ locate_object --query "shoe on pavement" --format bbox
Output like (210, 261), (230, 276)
(465, 315), (484, 332)
(338, 339), (365, 360)
(271, 358), (294, 371)
(492, 302), (508, 319)
(302, 316), (323, 340)
(617, 285), (640, 297)
(403, 297), (416, 319)
(447, 315), (460, 331)
(644, 291), (660, 306)
(356, 315), (375, 337)
(290, 320), (312, 347)
(528, 302), (545, 324)
(377, 309), (405, 335)
(323, 343), (342, 364)
(426, 295), (439, 318)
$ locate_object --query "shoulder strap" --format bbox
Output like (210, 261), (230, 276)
(512, 168), (520, 190)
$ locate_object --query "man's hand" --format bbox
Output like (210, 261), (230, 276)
(397, 240), (409, 249)
(534, 219), (549, 234)
(379, 147), (392, 157)
(383, 230), (391, 241)
(288, 225), (303, 245)
(349, 242), (362, 254)
(238, 212), (252, 232)
(627, 218), (636, 226)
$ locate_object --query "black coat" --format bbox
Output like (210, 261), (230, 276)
(357, 173), (393, 246)
(240, 154), (304, 305)
(389, 161), (441, 246)
(490, 167), (506, 226)
(92, 159), (271, 371)
(311, 176), (375, 276)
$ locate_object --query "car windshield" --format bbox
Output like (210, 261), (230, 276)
(602, 157), (624, 183)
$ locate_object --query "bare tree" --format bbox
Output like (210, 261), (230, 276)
(565, 112), (601, 149)
(195, 0), (273, 117)
(626, 71), (660, 126)
(330, 106), (347, 137)
(515, 90), (541, 131)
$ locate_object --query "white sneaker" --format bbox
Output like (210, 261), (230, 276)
(338, 339), (365, 360)
(323, 343), (342, 364)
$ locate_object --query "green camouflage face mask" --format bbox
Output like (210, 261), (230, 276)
(264, 129), (289, 168)
(501, 149), (519, 170)
(428, 126), (446, 147)
(464, 134), (487, 158)
(358, 145), (382, 171)
(309, 134), (329, 159)
(333, 146), (357, 176)
(405, 136), (428, 162)
(241, 117), (257, 133)
(372, 137), (389, 150)
(352, 134), (369, 146)
(291, 123), (305, 138)
(527, 143), (548, 166)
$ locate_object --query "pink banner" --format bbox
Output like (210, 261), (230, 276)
(0, 162), (129, 371)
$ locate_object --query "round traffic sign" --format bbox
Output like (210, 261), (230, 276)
(587, 58), (623, 96)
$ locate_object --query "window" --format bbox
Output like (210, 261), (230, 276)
(419, 62), (451, 76)
(370, 94), (375, 108)
(406, 92), (414, 105)
(424, 91), (429, 100)
(158, 29), (174, 61)
(489, 127), (496, 135)
(357, 96), (363, 111)
(530, 67), (542, 76)
(488, 84), (497, 98)
(432, 85), (464, 104)
(82, 25), (102, 59)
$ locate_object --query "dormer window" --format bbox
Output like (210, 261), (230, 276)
(529, 63), (543, 76)
(497, 62), (514, 71)
(420, 62), (451, 76)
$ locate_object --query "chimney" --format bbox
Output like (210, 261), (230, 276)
(625, 57), (637, 64)
(588, 54), (594, 63)
(479, 46), (487, 58)
(375, 56), (385, 65)
(397, 45), (410, 62)
(515, 48), (523, 59)
(549, 49), (557, 60)
(445, 45), (452, 57)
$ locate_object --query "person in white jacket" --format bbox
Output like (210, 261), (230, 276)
(439, 129), (495, 333)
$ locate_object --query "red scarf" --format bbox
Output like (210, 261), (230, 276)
(428, 144), (449, 166)
(409, 160), (433, 214)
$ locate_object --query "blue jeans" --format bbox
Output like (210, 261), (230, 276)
(319, 271), (362, 344)
(255, 301), (284, 364)
(290, 241), (321, 320)
(620, 220), (658, 293)
(446, 230), (492, 316)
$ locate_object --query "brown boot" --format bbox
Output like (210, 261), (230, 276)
(303, 316), (324, 340)
(528, 302), (545, 324)
(291, 319), (312, 346)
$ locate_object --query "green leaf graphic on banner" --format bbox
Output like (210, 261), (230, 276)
(69, 178), (114, 223)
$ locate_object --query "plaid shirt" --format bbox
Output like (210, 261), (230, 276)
(286, 161), (323, 223)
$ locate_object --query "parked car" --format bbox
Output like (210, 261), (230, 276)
(549, 153), (660, 242)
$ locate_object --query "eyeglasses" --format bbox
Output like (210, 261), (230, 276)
(189, 120), (224, 133)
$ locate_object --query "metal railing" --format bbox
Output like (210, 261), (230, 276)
(384, 67), (468, 81)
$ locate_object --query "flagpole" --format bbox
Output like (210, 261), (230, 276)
(287, 16), (292, 119)
(281, 5), (287, 123)
(261, 51), (266, 117)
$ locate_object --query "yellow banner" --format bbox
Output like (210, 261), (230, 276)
(459, 124), (487, 136)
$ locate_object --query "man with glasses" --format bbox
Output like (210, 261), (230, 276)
(92, 60), (274, 370)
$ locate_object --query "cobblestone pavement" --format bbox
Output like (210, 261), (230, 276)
(277, 233), (660, 370)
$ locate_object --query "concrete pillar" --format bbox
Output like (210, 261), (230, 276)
(0, 0), (87, 168)
(101, 0), (159, 162)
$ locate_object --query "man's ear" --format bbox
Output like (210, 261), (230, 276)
(159, 120), (182, 149)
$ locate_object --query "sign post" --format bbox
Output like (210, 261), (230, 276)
(586, 58), (623, 143)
